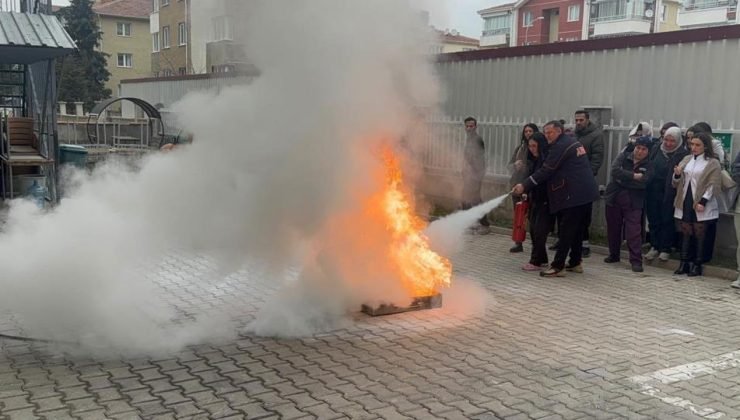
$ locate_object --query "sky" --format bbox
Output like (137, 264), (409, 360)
(425, 0), (500, 38)
(51, 0), (497, 39)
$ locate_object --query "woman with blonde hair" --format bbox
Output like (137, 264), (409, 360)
(672, 132), (722, 277)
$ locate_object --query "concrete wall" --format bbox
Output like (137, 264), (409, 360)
(98, 15), (152, 97)
(416, 165), (738, 260)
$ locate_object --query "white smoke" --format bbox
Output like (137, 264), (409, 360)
(0, 0), (459, 352)
(424, 194), (511, 256)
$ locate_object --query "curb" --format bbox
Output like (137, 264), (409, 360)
(486, 226), (738, 281)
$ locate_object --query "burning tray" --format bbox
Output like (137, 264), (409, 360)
(361, 294), (442, 316)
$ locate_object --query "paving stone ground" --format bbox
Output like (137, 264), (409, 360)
(2, 232), (740, 419)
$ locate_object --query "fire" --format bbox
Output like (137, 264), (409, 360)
(377, 147), (452, 297)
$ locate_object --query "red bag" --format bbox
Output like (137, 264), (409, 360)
(512, 198), (529, 243)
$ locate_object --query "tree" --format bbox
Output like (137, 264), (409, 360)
(56, 0), (111, 111)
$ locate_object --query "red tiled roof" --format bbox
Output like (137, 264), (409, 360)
(92, 0), (152, 19)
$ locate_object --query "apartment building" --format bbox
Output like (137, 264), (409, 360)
(150, 0), (191, 76)
(479, 0), (686, 46)
(93, 0), (152, 97)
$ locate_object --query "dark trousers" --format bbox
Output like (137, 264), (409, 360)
(582, 209), (591, 244)
(552, 203), (592, 269)
(645, 195), (674, 252)
(606, 191), (643, 265)
(528, 202), (551, 266)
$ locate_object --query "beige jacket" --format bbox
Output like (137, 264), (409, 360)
(672, 154), (722, 220)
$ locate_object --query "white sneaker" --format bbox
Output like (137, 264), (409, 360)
(658, 252), (670, 262)
(731, 277), (740, 289)
(644, 248), (659, 261)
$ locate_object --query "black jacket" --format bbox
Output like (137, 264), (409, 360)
(527, 133), (549, 206)
(575, 121), (605, 176)
(605, 150), (652, 209)
(662, 145), (690, 205)
(522, 134), (599, 213)
(647, 141), (688, 197)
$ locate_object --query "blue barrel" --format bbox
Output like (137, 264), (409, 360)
(59, 144), (88, 168)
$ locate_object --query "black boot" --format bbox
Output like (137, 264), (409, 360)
(674, 233), (692, 275)
(688, 263), (703, 277)
(688, 232), (706, 277)
(674, 262), (691, 275)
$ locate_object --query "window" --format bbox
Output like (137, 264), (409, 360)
(117, 53), (132, 68)
(212, 16), (233, 41)
(660, 4), (667, 21)
(567, 5), (580, 22)
(178, 22), (187, 46)
(116, 22), (131, 37)
(178, 67), (186, 75)
(162, 26), (170, 48)
(522, 11), (534, 27)
(161, 0), (169, 5)
(591, 0), (628, 22)
(152, 32), (160, 52)
(483, 15), (511, 35)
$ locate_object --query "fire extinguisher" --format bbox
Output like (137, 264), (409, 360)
(511, 196), (529, 243)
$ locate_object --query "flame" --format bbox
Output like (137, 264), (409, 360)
(376, 147), (452, 297)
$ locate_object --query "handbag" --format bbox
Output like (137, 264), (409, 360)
(718, 169), (738, 213)
(721, 169), (736, 191)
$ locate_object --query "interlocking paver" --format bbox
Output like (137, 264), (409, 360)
(2, 236), (740, 419)
(32, 395), (65, 412)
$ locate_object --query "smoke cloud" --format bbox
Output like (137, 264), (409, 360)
(424, 194), (511, 256)
(0, 0), (485, 353)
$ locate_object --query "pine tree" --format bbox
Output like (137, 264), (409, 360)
(56, 0), (111, 111)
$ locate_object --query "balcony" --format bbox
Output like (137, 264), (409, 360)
(0, 0), (53, 14)
(677, 0), (737, 27)
(590, 0), (654, 37)
(480, 27), (511, 47)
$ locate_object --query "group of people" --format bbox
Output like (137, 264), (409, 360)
(460, 114), (740, 286)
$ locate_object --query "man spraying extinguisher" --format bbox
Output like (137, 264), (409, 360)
(512, 121), (599, 277)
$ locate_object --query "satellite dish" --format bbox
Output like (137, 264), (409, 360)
(645, 8), (654, 17)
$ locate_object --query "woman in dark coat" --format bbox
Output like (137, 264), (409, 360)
(644, 126), (689, 261)
(521, 132), (550, 271)
(604, 137), (653, 272)
(508, 123), (539, 253)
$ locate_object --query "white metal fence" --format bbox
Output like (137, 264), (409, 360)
(422, 117), (740, 186)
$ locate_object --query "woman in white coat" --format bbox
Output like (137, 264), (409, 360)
(672, 132), (723, 277)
